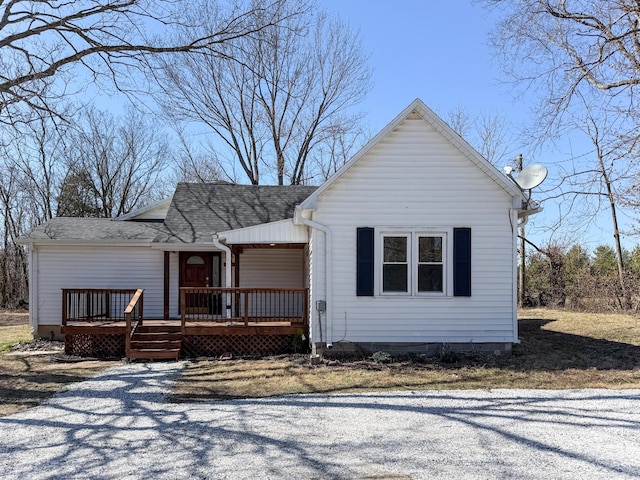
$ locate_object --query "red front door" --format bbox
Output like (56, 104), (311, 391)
(181, 253), (212, 314)
(181, 252), (212, 288)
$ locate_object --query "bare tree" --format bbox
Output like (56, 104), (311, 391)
(8, 114), (74, 223)
(171, 127), (224, 183)
(308, 120), (370, 182)
(445, 107), (516, 167)
(153, 0), (371, 185)
(0, 0), (295, 126)
(62, 107), (171, 217)
(554, 99), (640, 308)
(0, 165), (29, 306)
(484, 0), (640, 311)
(485, 1), (640, 130)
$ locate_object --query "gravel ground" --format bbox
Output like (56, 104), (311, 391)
(0, 363), (639, 480)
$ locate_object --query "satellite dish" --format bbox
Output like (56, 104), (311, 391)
(515, 164), (548, 190)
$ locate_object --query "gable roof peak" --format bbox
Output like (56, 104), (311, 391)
(300, 98), (522, 209)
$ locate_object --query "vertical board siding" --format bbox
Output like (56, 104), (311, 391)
(36, 245), (165, 325)
(313, 117), (516, 344)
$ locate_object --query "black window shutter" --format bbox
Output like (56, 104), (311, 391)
(356, 227), (375, 296)
(453, 228), (471, 297)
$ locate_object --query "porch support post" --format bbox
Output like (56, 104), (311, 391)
(233, 246), (241, 287)
(163, 251), (170, 320)
(233, 246), (241, 318)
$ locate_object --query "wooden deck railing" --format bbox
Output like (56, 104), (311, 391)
(180, 287), (309, 332)
(124, 289), (144, 356)
(62, 289), (142, 326)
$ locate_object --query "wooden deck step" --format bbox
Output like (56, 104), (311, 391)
(127, 348), (181, 361)
(136, 326), (182, 334)
(131, 332), (182, 342)
(130, 340), (182, 350)
(127, 325), (182, 361)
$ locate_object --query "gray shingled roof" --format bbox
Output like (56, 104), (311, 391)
(156, 183), (317, 244)
(18, 183), (317, 244)
(19, 217), (165, 242)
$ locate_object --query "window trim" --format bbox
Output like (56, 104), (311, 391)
(381, 233), (411, 295)
(377, 228), (451, 297)
(415, 233), (446, 294)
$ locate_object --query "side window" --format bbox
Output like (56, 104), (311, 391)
(417, 235), (444, 293)
(362, 227), (470, 297)
(382, 235), (409, 293)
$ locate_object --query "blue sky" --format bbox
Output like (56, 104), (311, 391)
(322, 0), (508, 132)
(322, 0), (635, 251)
(86, 0), (631, 250)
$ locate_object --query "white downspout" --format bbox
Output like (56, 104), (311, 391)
(294, 206), (333, 348)
(28, 242), (37, 336)
(509, 208), (520, 344)
(212, 234), (232, 318)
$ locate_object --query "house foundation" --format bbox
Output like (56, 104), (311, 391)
(314, 341), (512, 357)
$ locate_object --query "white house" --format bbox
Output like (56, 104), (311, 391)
(18, 99), (536, 359)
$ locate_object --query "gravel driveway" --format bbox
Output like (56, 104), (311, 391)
(1, 362), (639, 480)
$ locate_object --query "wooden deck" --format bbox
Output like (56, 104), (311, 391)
(61, 288), (309, 358)
(62, 318), (304, 335)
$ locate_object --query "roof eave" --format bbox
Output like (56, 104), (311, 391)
(19, 239), (155, 247)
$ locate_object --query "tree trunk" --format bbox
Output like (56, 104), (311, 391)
(599, 152), (632, 309)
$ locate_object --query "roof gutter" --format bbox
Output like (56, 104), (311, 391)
(294, 206), (332, 348)
(212, 234), (232, 318)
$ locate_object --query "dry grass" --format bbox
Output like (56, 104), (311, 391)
(0, 317), (118, 417)
(2, 309), (640, 415)
(0, 354), (118, 417)
(0, 324), (32, 352)
(170, 308), (640, 402)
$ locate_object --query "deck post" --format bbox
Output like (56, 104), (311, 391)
(61, 290), (67, 327)
(125, 312), (131, 360)
(138, 291), (144, 327)
(243, 291), (249, 326)
(164, 251), (170, 320)
(124, 289), (144, 361)
(180, 288), (186, 336)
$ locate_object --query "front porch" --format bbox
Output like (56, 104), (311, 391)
(61, 288), (309, 359)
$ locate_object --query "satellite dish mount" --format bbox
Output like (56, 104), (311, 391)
(514, 164), (548, 191)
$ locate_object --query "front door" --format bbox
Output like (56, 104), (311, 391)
(180, 252), (220, 314)
(181, 252), (212, 288)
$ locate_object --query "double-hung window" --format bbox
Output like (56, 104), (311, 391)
(382, 235), (410, 293)
(381, 232), (447, 296)
(418, 235), (444, 293)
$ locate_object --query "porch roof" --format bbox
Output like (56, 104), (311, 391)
(217, 219), (309, 244)
(154, 183), (317, 244)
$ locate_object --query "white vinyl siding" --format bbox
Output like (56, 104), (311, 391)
(237, 249), (305, 319)
(239, 249), (304, 288)
(309, 115), (517, 344)
(35, 245), (165, 326)
(219, 220), (308, 244)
